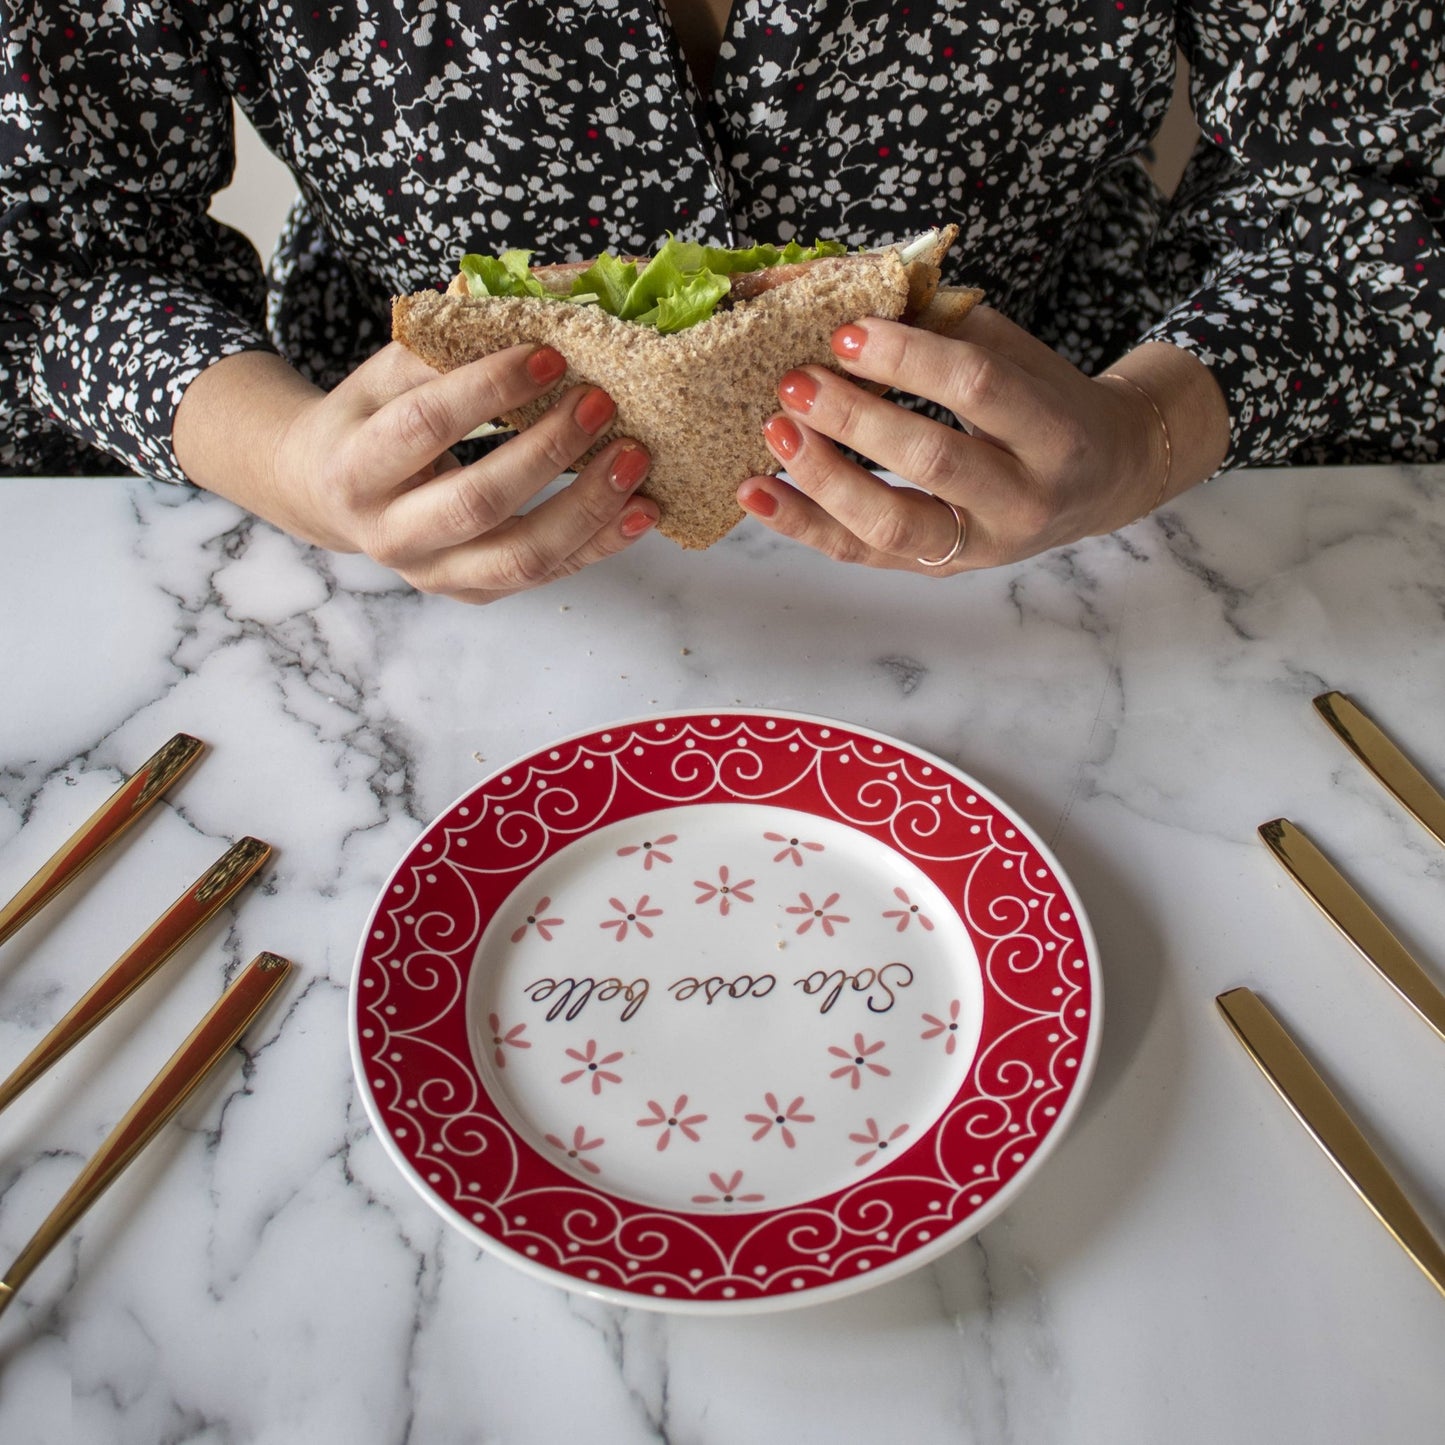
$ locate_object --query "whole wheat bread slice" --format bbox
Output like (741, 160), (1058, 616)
(392, 232), (980, 549)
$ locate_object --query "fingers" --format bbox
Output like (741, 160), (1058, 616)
(374, 382), (620, 561)
(827, 314), (1086, 464)
(763, 367), (1030, 537)
(344, 342), (573, 491)
(391, 437), (659, 601)
(738, 438), (988, 575)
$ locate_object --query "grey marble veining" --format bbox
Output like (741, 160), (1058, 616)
(2, 465), (1445, 1443)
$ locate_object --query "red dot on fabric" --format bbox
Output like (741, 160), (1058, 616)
(65, 27), (74, 38)
(397, 234), (406, 244)
(588, 128), (599, 139)
(1214, 132), (1225, 144)
(164, 305), (174, 314)
(589, 217), (601, 227)
(943, 47), (953, 57)
(878, 146), (890, 157)
(445, 38), (454, 47)
(20, 74), (29, 82)
(379, 39), (388, 48)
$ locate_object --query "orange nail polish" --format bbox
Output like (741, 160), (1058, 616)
(740, 485), (778, 519)
(609, 446), (650, 491)
(832, 324), (868, 359)
(763, 414), (802, 460)
(620, 508), (654, 538)
(575, 387), (616, 434)
(527, 346), (567, 384)
(778, 370), (817, 412)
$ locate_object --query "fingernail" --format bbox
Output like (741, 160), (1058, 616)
(832, 324), (868, 359)
(620, 507), (655, 538)
(609, 446), (650, 492)
(763, 414), (802, 461)
(575, 387), (616, 434)
(527, 346), (567, 384)
(778, 370), (817, 413)
(739, 485), (778, 519)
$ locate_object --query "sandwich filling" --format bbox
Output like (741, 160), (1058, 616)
(454, 232), (944, 334)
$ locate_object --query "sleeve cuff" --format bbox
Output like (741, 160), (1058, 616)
(1138, 246), (1373, 473)
(28, 266), (276, 484)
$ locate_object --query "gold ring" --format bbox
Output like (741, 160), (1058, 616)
(916, 499), (967, 567)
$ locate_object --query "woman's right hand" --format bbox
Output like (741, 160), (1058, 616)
(174, 341), (657, 603)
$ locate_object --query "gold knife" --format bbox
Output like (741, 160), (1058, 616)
(1217, 986), (1445, 1300)
(1259, 818), (1445, 1044)
(0, 837), (273, 1115)
(0, 951), (293, 1320)
(0, 734), (206, 947)
(1314, 691), (1445, 849)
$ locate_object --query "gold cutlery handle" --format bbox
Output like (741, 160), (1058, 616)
(1217, 987), (1445, 1300)
(0, 734), (206, 947)
(0, 952), (292, 1319)
(0, 837), (273, 1115)
(1314, 691), (1445, 849)
(1259, 819), (1445, 1044)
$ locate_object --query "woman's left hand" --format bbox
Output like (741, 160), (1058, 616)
(736, 306), (1217, 573)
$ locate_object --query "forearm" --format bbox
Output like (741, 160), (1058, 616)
(172, 350), (343, 548)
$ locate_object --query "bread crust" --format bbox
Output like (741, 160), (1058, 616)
(392, 239), (979, 549)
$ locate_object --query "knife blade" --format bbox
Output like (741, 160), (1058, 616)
(1314, 691), (1445, 850)
(1259, 818), (1445, 1044)
(0, 951), (292, 1319)
(0, 836), (273, 1115)
(1217, 986), (1445, 1301)
(0, 734), (206, 947)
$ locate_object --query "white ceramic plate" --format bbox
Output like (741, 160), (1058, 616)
(350, 711), (1100, 1313)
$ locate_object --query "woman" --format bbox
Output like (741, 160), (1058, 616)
(2, 2), (1440, 602)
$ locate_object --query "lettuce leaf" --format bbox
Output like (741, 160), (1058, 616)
(458, 250), (550, 299)
(700, 238), (847, 274)
(458, 236), (850, 330)
(569, 252), (639, 315)
(634, 269), (734, 333)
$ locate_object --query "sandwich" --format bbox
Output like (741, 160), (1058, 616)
(391, 226), (981, 549)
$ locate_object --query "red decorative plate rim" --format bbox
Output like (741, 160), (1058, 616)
(349, 710), (1102, 1313)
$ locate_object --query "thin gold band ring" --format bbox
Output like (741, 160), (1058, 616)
(916, 499), (967, 567)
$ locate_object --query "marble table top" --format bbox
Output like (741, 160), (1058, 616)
(2, 465), (1444, 1443)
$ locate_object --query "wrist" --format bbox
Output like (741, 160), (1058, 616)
(1096, 342), (1231, 519)
(173, 350), (343, 547)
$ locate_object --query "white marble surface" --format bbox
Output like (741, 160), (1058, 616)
(2, 465), (1444, 1443)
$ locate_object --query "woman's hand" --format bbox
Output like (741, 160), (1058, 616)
(174, 341), (658, 603)
(735, 306), (1229, 573)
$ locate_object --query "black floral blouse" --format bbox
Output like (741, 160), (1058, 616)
(2, 1), (1441, 482)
